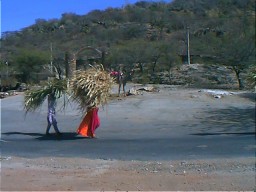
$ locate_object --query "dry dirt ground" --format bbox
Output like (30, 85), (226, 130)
(1, 156), (255, 191)
(0, 85), (255, 191)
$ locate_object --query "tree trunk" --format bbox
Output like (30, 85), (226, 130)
(138, 62), (143, 73)
(152, 61), (157, 73)
(233, 67), (244, 90)
(152, 56), (160, 73)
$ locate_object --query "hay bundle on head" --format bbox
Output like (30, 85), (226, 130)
(71, 65), (114, 112)
(24, 78), (68, 114)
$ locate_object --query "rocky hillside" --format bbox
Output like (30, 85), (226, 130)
(139, 64), (239, 89)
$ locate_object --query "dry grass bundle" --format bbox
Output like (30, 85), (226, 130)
(71, 65), (114, 112)
(24, 78), (68, 114)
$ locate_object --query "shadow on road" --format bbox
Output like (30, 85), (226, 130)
(193, 106), (255, 135)
(2, 132), (89, 140)
(238, 92), (256, 102)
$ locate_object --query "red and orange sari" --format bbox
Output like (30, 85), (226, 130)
(77, 107), (100, 138)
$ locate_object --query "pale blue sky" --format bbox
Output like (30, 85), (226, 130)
(1, 0), (171, 33)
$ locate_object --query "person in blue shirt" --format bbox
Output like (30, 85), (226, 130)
(46, 93), (61, 136)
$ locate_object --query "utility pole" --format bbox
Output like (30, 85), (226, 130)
(5, 61), (9, 78)
(50, 42), (53, 73)
(187, 27), (191, 65)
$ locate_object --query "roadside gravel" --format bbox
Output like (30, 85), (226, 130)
(1, 156), (255, 191)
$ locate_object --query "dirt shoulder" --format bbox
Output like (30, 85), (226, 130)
(1, 156), (255, 191)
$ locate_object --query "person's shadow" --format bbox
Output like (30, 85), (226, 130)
(2, 132), (90, 140)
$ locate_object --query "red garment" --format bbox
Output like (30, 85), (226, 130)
(77, 108), (100, 138)
(110, 71), (119, 76)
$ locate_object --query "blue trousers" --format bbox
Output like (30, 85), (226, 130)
(46, 114), (60, 134)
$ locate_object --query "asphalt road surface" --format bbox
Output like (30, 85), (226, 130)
(1, 85), (255, 161)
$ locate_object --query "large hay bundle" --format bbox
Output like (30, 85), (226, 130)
(70, 65), (114, 112)
(24, 65), (113, 115)
(24, 78), (68, 114)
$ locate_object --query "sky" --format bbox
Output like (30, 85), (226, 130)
(1, 0), (171, 33)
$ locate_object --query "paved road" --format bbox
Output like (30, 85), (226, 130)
(1, 86), (255, 161)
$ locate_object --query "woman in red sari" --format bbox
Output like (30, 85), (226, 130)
(77, 107), (100, 138)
